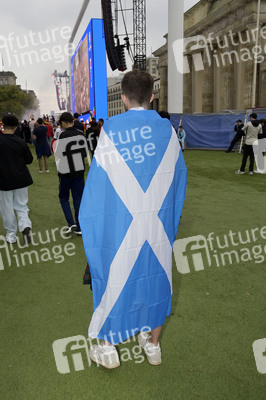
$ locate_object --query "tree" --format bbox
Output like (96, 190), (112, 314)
(0, 85), (39, 120)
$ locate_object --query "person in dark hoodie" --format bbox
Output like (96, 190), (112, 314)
(0, 114), (33, 244)
(73, 113), (85, 132)
(32, 118), (51, 173)
(258, 119), (266, 139)
(235, 113), (262, 175)
(225, 120), (245, 153)
(54, 112), (88, 235)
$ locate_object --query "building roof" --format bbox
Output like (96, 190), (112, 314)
(0, 71), (17, 79)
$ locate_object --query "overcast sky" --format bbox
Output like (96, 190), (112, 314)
(0, 0), (198, 116)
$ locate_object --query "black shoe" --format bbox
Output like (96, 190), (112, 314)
(225, 150), (231, 153)
(23, 227), (32, 244)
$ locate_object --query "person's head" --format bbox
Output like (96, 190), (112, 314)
(2, 114), (19, 133)
(59, 112), (74, 129)
(250, 113), (257, 120)
(121, 70), (154, 110)
(98, 118), (104, 126)
(158, 111), (170, 120)
(90, 121), (100, 132)
(259, 118), (266, 126)
(36, 118), (44, 126)
(73, 112), (80, 120)
(179, 125), (183, 130)
(236, 119), (242, 125)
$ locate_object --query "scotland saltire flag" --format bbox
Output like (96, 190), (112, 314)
(79, 110), (187, 344)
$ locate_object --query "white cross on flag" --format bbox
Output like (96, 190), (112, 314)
(79, 110), (187, 344)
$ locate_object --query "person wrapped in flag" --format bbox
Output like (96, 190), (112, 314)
(79, 70), (187, 369)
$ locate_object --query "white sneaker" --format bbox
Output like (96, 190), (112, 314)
(254, 169), (265, 174)
(235, 170), (245, 175)
(138, 332), (162, 365)
(6, 234), (17, 244)
(64, 225), (77, 235)
(89, 344), (120, 369)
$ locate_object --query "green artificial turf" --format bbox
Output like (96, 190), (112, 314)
(0, 148), (265, 400)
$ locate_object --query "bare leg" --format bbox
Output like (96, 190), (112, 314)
(44, 155), (49, 170)
(148, 325), (163, 346)
(38, 157), (43, 171)
(103, 340), (113, 346)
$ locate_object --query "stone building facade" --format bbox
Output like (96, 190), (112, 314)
(153, 0), (266, 113)
(108, 80), (124, 117)
(0, 71), (17, 86)
(146, 56), (160, 80)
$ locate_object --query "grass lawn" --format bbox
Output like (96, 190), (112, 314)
(0, 147), (265, 400)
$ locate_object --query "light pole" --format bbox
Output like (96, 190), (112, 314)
(251, 0), (261, 108)
(168, 0), (184, 114)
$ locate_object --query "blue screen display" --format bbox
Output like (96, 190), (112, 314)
(71, 19), (108, 121)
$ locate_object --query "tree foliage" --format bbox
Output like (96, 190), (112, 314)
(0, 85), (39, 119)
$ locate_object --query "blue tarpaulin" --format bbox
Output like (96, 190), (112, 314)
(170, 113), (266, 149)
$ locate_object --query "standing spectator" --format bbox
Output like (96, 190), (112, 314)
(158, 111), (170, 120)
(236, 113), (262, 175)
(54, 123), (62, 139)
(29, 117), (35, 141)
(32, 118), (51, 174)
(14, 121), (21, 137)
(0, 114), (33, 244)
(55, 112), (87, 235)
(73, 112), (85, 132)
(97, 118), (104, 129)
(86, 121), (100, 158)
(178, 126), (186, 151)
(23, 120), (32, 144)
(45, 121), (54, 147)
(254, 119), (266, 174)
(79, 70), (187, 369)
(225, 120), (245, 153)
(258, 119), (266, 139)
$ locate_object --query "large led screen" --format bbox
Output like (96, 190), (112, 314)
(71, 19), (108, 121)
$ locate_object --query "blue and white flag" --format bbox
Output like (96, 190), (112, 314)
(79, 110), (187, 344)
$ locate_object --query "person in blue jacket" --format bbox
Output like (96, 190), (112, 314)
(177, 125), (186, 151)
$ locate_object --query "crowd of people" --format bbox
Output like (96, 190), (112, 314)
(0, 110), (105, 242)
(225, 114), (266, 175)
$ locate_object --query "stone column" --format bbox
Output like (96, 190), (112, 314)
(192, 61), (203, 113)
(202, 48), (213, 113)
(234, 40), (245, 110)
(213, 46), (221, 112)
(183, 55), (192, 113)
(159, 64), (168, 111)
